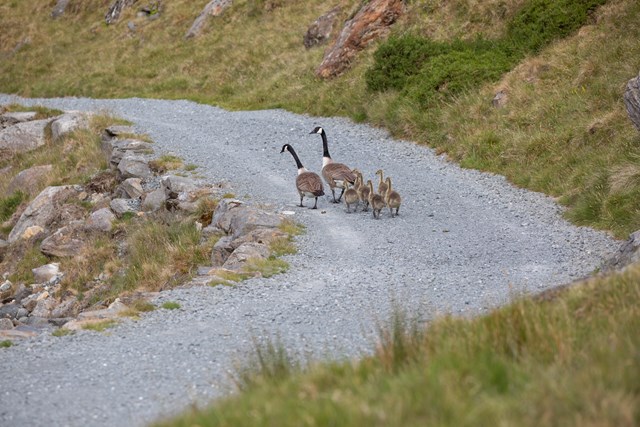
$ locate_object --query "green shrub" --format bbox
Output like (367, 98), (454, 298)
(366, 0), (608, 105)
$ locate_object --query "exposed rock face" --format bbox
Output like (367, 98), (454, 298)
(50, 111), (90, 141)
(51, 0), (70, 18)
(315, 0), (405, 79)
(8, 186), (79, 243)
(86, 208), (116, 232)
(602, 229), (640, 272)
(304, 6), (341, 49)
(40, 224), (88, 257)
(6, 165), (53, 195)
(105, 0), (137, 25)
(185, 0), (233, 39)
(0, 119), (50, 158)
(624, 71), (640, 132)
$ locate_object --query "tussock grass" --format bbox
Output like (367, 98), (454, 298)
(243, 257), (289, 278)
(82, 319), (118, 332)
(0, 191), (25, 222)
(161, 301), (181, 310)
(52, 328), (74, 337)
(149, 155), (184, 174)
(0, 340), (13, 348)
(156, 266), (640, 427)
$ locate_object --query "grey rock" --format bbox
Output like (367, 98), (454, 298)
(32, 263), (60, 283)
(162, 175), (199, 197)
(51, 0), (70, 18)
(8, 186), (78, 243)
(142, 188), (166, 212)
(0, 280), (11, 293)
(105, 0), (136, 25)
(624, 71), (640, 132)
(110, 198), (138, 217)
(0, 302), (20, 319)
(21, 294), (38, 312)
(117, 154), (152, 179)
(50, 298), (79, 319)
(78, 299), (128, 320)
(227, 206), (282, 239)
(16, 308), (28, 319)
(0, 119), (50, 157)
(221, 242), (270, 271)
(304, 6), (341, 48)
(0, 318), (13, 330)
(211, 198), (245, 232)
(50, 111), (90, 141)
(6, 164), (53, 195)
(492, 90), (508, 108)
(31, 298), (57, 318)
(211, 235), (234, 266)
(602, 229), (640, 272)
(117, 178), (144, 199)
(86, 208), (116, 232)
(12, 284), (31, 305)
(0, 111), (38, 127)
(103, 125), (135, 139)
(185, 0), (232, 39)
(40, 225), (87, 257)
(0, 238), (7, 261)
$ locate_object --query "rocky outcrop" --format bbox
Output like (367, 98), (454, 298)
(602, 229), (640, 273)
(0, 119), (49, 158)
(8, 186), (80, 243)
(6, 165), (53, 195)
(105, 0), (137, 25)
(0, 111), (37, 128)
(624, 71), (640, 132)
(50, 111), (90, 141)
(40, 224), (88, 257)
(51, 0), (70, 18)
(185, 0), (233, 39)
(304, 6), (341, 49)
(315, 0), (405, 79)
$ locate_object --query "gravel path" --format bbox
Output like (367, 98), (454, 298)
(0, 95), (619, 427)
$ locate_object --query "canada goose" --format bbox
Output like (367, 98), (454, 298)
(367, 179), (386, 219)
(309, 126), (356, 203)
(354, 172), (370, 212)
(375, 169), (388, 198)
(280, 144), (324, 209)
(343, 180), (359, 213)
(384, 176), (402, 217)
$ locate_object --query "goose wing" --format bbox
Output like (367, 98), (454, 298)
(297, 171), (325, 196)
(322, 163), (356, 185)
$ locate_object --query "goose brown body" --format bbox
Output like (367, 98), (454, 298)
(281, 144), (324, 209)
(310, 126), (356, 203)
(367, 179), (386, 219)
(375, 169), (389, 198)
(384, 176), (401, 217)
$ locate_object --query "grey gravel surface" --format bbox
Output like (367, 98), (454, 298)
(0, 95), (620, 427)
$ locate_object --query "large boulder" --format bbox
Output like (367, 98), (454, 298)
(0, 111), (38, 128)
(315, 0), (404, 79)
(116, 178), (144, 199)
(50, 111), (90, 141)
(142, 188), (167, 212)
(211, 199), (282, 239)
(8, 186), (79, 243)
(40, 224), (88, 257)
(6, 164), (53, 195)
(222, 242), (270, 271)
(624, 71), (640, 132)
(0, 119), (50, 158)
(304, 6), (341, 49)
(184, 0), (233, 39)
(86, 208), (116, 232)
(117, 154), (152, 179)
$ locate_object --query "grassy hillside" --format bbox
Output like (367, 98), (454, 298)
(1, 0), (639, 237)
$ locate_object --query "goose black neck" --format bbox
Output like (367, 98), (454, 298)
(320, 130), (331, 159)
(287, 146), (304, 170)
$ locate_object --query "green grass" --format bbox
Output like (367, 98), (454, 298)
(156, 266), (640, 427)
(0, 340), (13, 348)
(52, 328), (75, 337)
(0, 191), (26, 222)
(81, 319), (118, 332)
(161, 301), (181, 310)
(243, 257), (289, 278)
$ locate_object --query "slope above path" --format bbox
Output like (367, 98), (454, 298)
(0, 95), (619, 427)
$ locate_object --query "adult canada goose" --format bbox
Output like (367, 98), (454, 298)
(309, 126), (356, 203)
(343, 180), (359, 213)
(375, 169), (389, 198)
(280, 144), (324, 209)
(367, 179), (386, 219)
(384, 176), (402, 217)
(354, 172), (370, 212)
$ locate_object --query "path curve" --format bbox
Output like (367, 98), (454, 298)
(0, 95), (619, 427)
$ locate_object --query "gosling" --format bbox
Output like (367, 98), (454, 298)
(384, 176), (402, 217)
(343, 181), (359, 213)
(367, 179), (386, 220)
